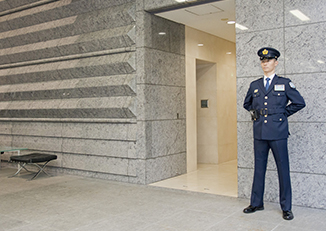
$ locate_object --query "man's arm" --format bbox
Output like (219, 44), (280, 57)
(285, 81), (306, 117)
(243, 84), (253, 111)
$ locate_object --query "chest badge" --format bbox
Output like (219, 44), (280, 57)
(254, 89), (258, 93)
(274, 84), (285, 91)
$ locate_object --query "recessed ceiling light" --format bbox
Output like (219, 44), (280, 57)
(175, 0), (186, 2)
(317, 60), (325, 64)
(226, 52), (232, 55)
(290, 9), (310, 21)
(235, 23), (248, 30)
(158, 32), (166, 35)
(227, 21), (236, 24)
(198, 44), (204, 47)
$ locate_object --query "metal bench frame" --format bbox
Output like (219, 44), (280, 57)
(9, 153), (57, 180)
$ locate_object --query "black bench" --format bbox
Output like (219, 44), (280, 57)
(10, 153), (57, 180)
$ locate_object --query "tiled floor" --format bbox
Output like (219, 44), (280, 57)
(0, 166), (326, 231)
(150, 160), (238, 197)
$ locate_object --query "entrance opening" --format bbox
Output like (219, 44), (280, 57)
(151, 1), (237, 197)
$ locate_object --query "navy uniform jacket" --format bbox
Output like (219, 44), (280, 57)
(244, 75), (305, 140)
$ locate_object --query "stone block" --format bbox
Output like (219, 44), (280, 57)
(137, 84), (185, 121)
(289, 123), (326, 175)
(137, 48), (185, 86)
(145, 152), (186, 184)
(285, 73), (325, 122)
(11, 122), (62, 137)
(62, 122), (137, 141)
(236, 29), (285, 78)
(0, 122), (12, 135)
(285, 23), (326, 74)
(284, 0), (326, 26)
(62, 153), (133, 176)
(0, 134), (13, 148)
(144, 0), (177, 11)
(236, 77), (256, 122)
(237, 167), (253, 199)
(135, 121), (152, 159)
(236, 0), (283, 33)
(151, 119), (186, 158)
(291, 172), (326, 209)
(62, 138), (136, 158)
(150, 15), (185, 54)
(136, 120), (187, 159)
(12, 135), (63, 152)
(143, 0), (211, 12)
(237, 121), (254, 168)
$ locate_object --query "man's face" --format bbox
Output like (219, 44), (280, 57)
(260, 58), (278, 74)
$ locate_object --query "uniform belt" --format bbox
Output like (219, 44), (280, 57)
(259, 108), (285, 116)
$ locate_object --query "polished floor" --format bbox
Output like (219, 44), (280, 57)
(150, 160), (237, 197)
(0, 166), (325, 231)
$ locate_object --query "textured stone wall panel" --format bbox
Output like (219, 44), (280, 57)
(0, 26), (136, 65)
(0, 0), (135, 32)
(1, 0), (188, 184)
(0, 0), (41, 13)
(0, 52), (136, 121)
(135, 10), (186, 183)
(0, 0), (140, 181)
(236, 0), (326, 209)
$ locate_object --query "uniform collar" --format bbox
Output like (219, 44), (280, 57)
(261, 74), (278, 93)
(264, 73), (276, 83)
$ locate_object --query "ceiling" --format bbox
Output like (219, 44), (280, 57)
(156, 0), (236, 43)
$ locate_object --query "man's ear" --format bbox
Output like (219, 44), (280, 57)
(275, 60), (279, 66)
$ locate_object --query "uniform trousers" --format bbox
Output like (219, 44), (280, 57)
(250, 139), (292, 211)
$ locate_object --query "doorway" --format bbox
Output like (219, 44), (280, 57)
(151, 1), (238, 197)
(185, 25), (238, 169)
(151, 26), (238, 196)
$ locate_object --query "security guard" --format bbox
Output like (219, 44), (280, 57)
(243, 47), (305, 220)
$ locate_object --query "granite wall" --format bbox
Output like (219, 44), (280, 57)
(236, 0), (326, 209)
(143, 0), (216, 13)
(0, 0), (186, 184)
(136, 1), (186, 183)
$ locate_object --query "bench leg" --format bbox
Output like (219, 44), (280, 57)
(8, 163), (31, 178)
(29, 160), (52, 180)
(9, 160), (53, 180)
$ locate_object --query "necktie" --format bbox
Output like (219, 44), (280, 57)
(265, 77), (270, 91)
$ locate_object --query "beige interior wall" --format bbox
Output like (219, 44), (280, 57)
(196, 61), (218, 164)
(186, 26), (237, 172)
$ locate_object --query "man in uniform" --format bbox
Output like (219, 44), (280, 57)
(242, 47), (305, 220)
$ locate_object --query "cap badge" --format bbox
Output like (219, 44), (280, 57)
(262, 49), (268, 55)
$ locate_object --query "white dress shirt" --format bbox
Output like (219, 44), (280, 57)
(264, 73), (275, 88)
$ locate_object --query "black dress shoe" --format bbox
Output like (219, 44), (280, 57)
(243, 205), (264, 213)
(283, 210), (294, 220)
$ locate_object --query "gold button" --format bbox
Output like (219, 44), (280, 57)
(278, 93), (280, 96)
(264, 102), (267, 105)
(265, 96), (268, 99)
(264, 120), (267, 123)
(280, 118), (282, 121)
(265, 115), (267, 117)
